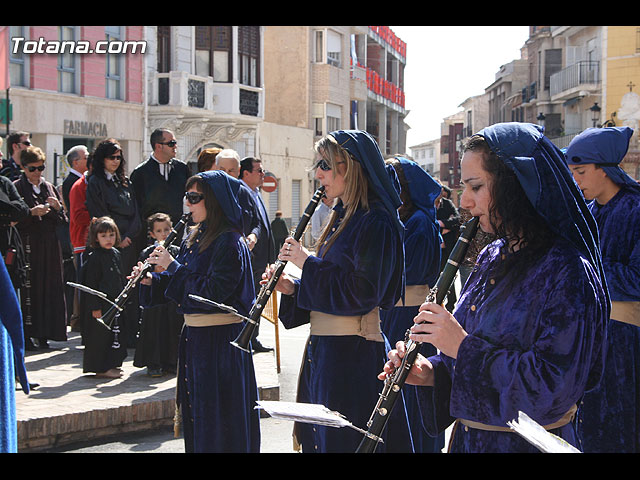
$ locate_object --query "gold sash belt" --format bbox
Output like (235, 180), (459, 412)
(458, 404), (577, 432)
(610, 301), (640, 327)
(395, 284), (430, 307)
(309, 308), (383, 342)
(184, 312), (241, 327)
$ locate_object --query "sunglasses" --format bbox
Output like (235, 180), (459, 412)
(313, 158), (332, 171)
(21, 141), (32, 147)
(106, 155), (122, 161)
(185, 192), (205, 205)
(26, 165), (45, 172)
(160, 140), (177, 147)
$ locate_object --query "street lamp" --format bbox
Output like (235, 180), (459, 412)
(537, 112), (546, 126)
(590, 102), (601, 127)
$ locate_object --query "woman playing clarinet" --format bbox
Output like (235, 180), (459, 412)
(381, 122), (609, 453)
(135, 170), (260, 453)
(266, 130), (414, 453)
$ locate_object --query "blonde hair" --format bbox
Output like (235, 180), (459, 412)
(314, 134), (369, 256)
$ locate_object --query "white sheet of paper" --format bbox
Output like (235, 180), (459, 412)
(507, 411), (581, 453)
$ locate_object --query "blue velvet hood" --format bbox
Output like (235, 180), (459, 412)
(476, 122), (610, 308)
(196, 170), (244, 231)
(329, 130), (404, 235)
(565, 126), (640, 192)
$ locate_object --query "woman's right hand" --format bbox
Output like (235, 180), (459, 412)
(261, 263), (295, 295)
(378, 341), (435, 387)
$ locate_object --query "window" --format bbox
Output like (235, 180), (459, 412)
(314, 29), (342, 67)
(157, 26), (171, 73)
(195, 26), (231, 82)
(105, 26), (123, 99)
(326, 103), (342, 132)
(9, 26), (26, 87)
(58, 26), (77, 93)
(238, 26), (260, 87)
(291, 180), (301, 225)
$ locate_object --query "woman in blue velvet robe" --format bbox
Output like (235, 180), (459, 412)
(381, 157), (444, 453)
(269, 130), (414, 453)
(382, 123), (609, 453)
(566, 126), (640, 453)
(137, 170), (260, 453)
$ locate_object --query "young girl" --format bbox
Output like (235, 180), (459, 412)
(79, 216), (128, 379)
(133, 213), (184, 377)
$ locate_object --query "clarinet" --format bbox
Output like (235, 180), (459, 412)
(356, 216), (480, 453)
(231, 186), (326, 352)
(98, 212), (192, 329)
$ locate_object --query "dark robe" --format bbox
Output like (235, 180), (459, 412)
(79, 247), (128, 373)
(13, 174), (67, 342)
(133, 243), (183, 373)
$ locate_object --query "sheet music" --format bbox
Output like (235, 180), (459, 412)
(255, 401), (353, 429)
(507, 411), (581, 453)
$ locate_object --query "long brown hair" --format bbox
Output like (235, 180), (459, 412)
(184, 175), (231, 252)
(314, 134), (369, 256)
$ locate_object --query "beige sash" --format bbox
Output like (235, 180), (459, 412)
(458, 404), (578, 433)
(395, 284), (430, 307)
(184, 312), (241, 327)
(309, 308), (383, 342)
(610, 301), (640, 327)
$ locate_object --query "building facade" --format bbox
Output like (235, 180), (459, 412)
(4, 25), (145, 184)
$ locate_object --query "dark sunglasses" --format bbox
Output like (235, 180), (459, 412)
(106, 155), (122, 161)
(26, 165), (45, 172)
(313, 158), (332, 171)
(21, 141), (32, 147)
(185, 192), (205, 205)
(160, 140), (177, 147)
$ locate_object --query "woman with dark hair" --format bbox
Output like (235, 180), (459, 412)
(265, 130), (413, 453)
(381, 123), (609, 453)
(381, 156), (444, 453)
(135, 170), (260, 453)
(85, 139), (141, 347)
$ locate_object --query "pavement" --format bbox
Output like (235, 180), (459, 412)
(15, 327), (283, 452)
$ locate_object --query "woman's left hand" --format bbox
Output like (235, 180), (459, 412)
(146, 245), (174, 270)
(278, 236), (309, 269)
(411, 302), (468, 359)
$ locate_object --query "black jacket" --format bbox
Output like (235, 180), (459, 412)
(129, 156), (190, 225)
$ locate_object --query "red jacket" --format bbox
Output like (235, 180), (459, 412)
(69, 173), (90, 253)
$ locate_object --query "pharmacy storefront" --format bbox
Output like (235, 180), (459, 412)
(7, 88), (144, 185)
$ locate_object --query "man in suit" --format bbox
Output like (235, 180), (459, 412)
(130, 128), (190, 251)
(240, 156), (275, 353)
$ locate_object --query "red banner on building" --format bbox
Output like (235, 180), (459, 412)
(0, 27), (9, 90)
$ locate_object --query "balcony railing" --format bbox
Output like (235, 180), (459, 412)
(153, 71), (262, 117)
(364, 66), (405, 109)
(550, 61), (600, 98)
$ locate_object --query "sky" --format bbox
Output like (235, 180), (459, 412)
(389, 26), (530, 149)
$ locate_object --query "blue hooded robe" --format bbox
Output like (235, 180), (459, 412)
(380, 157), (444, 453)
(140, 170), (260, 453)
(278, 130), (414, 453)
(415, 123), (608, 453)
(566, 126), (640, 453)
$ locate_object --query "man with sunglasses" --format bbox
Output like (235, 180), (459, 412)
(1, 131), (31, 181)
(130, 128), (189, 252)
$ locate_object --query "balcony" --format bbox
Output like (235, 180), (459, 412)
(365, 67), (405, 112)
(151, 71), (263, 118)
(550, 61), (600, 101)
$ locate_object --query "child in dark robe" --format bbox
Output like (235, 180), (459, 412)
(133, 213), (183, 377)
(79, 217), (128, 379)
